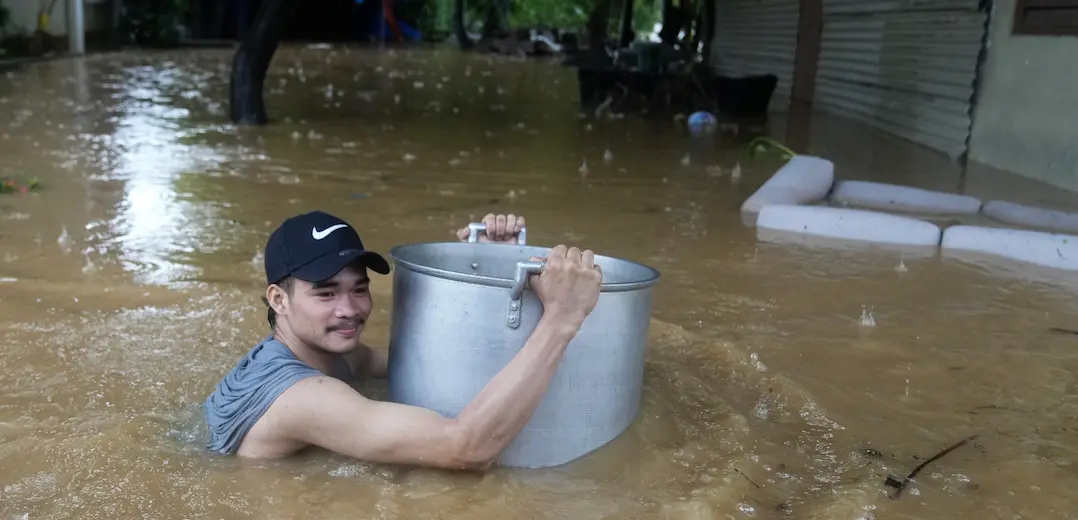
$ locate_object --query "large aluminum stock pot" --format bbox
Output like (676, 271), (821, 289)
(385, 227), (661, 468)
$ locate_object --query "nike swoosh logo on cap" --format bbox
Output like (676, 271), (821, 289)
(312, 224), (347, 240)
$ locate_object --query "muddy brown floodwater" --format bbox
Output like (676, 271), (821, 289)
(2, 45), (1078, 520)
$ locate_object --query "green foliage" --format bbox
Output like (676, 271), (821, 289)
(1, 176), (42, 194)
(414, 0), (455, 41)
(509, 0), (663, 33)
(415, 0), (663, 39)
(118, 0), (189, 47)
(508, 0), (590, 28)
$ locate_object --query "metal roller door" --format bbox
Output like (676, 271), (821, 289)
(814, 0), (989, 160)
(711, 0), (802, 106)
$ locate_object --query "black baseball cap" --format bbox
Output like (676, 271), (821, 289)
(264, 210), (390, 285)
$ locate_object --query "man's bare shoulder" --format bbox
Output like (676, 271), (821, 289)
(237, 375), (364, 458)
(204, 337), (327, 455)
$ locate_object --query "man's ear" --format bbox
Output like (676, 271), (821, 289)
(266, 284), (289, 316)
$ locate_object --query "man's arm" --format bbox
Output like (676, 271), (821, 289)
(275, 315), (579, 469)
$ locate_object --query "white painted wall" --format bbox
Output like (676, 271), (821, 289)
(4, 0), (62, 34)
(968, 0), (1078, 191)
(2, 0), (107, 36)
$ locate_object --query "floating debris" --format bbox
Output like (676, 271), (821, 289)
(859, 447), (884, 460)
(686, 111), (717, 137)
(746, 136), (797, 160)
(1, 177), (41, 194)
(885, 435), (977, 499)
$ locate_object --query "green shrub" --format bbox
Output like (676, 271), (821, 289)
(118, 0), (189, 47)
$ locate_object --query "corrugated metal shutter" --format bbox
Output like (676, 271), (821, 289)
(711, 0), (801, 107)
(814, 0), (988, 160)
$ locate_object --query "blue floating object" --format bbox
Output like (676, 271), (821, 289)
(687, 111), (718, 137)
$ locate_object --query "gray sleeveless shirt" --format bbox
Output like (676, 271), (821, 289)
(203, 335), (349, 454)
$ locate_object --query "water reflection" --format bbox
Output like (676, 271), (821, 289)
(105, 65), (225, 285)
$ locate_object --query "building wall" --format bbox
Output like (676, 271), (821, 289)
(811, 0), (987, 162)
(708, 0), (987, 160)
(2, 0), (110, 36)
(968, 0), (1078, 191)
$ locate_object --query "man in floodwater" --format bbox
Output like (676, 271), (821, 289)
(204, 211), (602, 470)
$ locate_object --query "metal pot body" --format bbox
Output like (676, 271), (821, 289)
(386, 241), (660, 468)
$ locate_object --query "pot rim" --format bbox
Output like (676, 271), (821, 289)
(387, 242), (661, 293)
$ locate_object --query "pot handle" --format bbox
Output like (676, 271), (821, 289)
(466, 222), (528, 246)
(507, 260), (544, 329)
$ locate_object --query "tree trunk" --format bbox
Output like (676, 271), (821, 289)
(481, 0), (511, 39)
(236, 0), (260, 41)
(228, 0), (300, 125)
(617, 0), (634, 47)
(587, 0), (613, 57)
(452, 0), (473, 50)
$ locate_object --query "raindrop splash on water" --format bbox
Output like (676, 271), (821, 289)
(859, 306), (876, 327)
(57, 226), (73, 254)
(81, 248), (98, 275)
(749, 352), (767, 372)
(251, 248), (264, 271)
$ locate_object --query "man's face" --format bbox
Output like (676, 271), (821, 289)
(273, 262), (373, 354)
